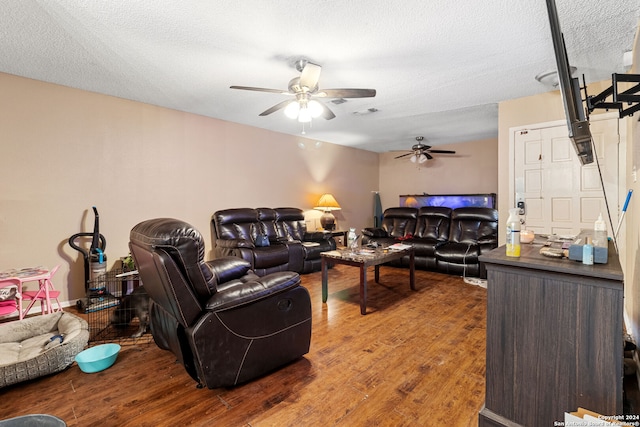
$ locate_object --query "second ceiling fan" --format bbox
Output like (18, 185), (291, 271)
(230, 59), (376, 123)
(394, 137), (457, 164)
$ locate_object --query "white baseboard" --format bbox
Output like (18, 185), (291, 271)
(0, 299), (78, 321)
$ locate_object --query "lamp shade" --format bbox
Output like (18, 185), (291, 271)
(314, 194), (341, 211)
(315, 193), (341, 231)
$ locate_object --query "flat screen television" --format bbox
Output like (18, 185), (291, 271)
(545, 0), (594, 165)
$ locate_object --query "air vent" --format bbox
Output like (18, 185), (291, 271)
(352, 108), (379, 116)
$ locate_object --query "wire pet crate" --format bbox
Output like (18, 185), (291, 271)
(87, 269), (152, 346)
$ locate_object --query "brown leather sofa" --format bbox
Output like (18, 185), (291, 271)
(129, 218), (312, 389)
(211, 207), (336, 275)
(362, 206), (498, 278)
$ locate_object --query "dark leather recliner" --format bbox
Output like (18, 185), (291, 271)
(274, 207), (336, 274)
(129, 218), (312, 389)
(213, 208), (299, 275)
(434, 207), (498, 278)
(412, 207), (453, 270)
(363, 207), (418, 244)
(211, 207), (336, 275)
(362, 206), (498, 278)
(362, 207), (453, 270)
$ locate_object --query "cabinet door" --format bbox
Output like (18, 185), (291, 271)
(483, 262), (622, 426)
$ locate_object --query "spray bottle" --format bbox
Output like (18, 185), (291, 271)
(593, 213), (607, 246)
(506, 208), (521, 257)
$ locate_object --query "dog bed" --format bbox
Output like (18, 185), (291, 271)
(0, 311), (89, 388)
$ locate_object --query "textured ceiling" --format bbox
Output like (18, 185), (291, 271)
(0, 0), (638, 153)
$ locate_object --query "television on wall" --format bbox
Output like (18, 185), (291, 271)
(544, 0), (594, 165)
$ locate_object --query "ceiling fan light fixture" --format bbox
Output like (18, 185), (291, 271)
(418, 154), (428, 164)
(308, 100), (323, 118)
(284, 101), (300, 119)
(298, 105), (312, 123)
(231, 61), (375, 124)
(410, 155), (417, 163)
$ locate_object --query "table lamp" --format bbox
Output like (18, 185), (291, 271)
(315, 193), (341, 231)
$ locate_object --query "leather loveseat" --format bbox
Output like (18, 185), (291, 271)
(211, 207), (336, 275)
(362, 206), (498, 278)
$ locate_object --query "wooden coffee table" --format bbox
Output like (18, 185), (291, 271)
(321, 246), (415, 315)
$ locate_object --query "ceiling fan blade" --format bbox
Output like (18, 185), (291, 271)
(426, 153), (434, 160)
(259, 99), (295, 116)
(316, 88), (376, 98)
(299, 63), (322, 90)
(394, 152), (413, 159)
(319, 103), (336, 120)
(230, 85), (289, 95)
(427, 149), (456, 154)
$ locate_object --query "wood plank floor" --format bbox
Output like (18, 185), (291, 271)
(0, 265), (487, 426)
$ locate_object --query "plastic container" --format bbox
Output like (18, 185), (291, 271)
(594, 213), (606, 232)
(347, 228), (357, 247)
(75, 343), (121, 373)
(582, 236), (594, 265)
(90, 250), (107, 282)
(593, 213), (608, 246)
(506, 208), (521, 257)
(520, 229), (535, 244)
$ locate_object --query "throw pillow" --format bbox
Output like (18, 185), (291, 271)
(255, 235), (270, 247)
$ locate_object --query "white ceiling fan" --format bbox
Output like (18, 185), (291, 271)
(394, 136), (457, 164)
(230, 59), (376, 123)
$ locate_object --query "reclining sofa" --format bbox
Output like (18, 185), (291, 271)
(211, 207), (336, 275)
(130, 218), (312, 389)
(362, 206), (498, 278)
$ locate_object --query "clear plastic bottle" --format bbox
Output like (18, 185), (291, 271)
(506, 208), (521, 257)
(582, 236), (594, 265)
(593, 213), (607, 246)
(347, 228), (357, 247)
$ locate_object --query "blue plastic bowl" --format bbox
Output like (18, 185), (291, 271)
(75, 343), (121, 373)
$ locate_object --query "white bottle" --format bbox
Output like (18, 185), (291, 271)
(506, 208), (521, 257)
(593, 213), (607, 246)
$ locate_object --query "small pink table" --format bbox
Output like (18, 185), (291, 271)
(0, 266), (62, 319)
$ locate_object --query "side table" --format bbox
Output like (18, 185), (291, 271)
(324, 229), (348, 247)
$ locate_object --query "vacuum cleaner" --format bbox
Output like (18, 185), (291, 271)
(69, 206), (117, 312)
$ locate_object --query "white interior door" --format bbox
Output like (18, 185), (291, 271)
(513, 117), (622, 238)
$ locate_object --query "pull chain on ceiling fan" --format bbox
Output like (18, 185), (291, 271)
(230, 59), (376, 126)
(394, 136), (456, 164)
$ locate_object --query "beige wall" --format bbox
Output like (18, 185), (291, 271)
(377, 138), (499, 209)
(499, 51), (640, 340)
(0, 72), (379, 306)
(626, 29), (640, 341)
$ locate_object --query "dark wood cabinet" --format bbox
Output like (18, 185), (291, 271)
(478, 243), (623, 426)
